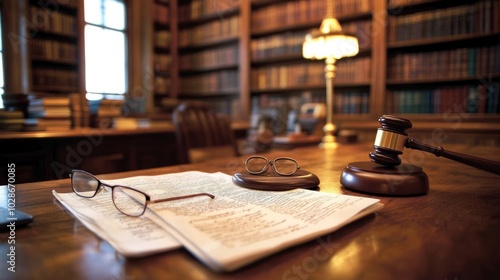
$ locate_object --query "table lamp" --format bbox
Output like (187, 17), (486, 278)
(302, 0), (359, 149)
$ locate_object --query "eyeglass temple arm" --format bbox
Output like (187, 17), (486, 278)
(151, 193), (215, 204)
(99, 180), (215, 202)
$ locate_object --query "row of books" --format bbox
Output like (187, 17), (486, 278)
(26, 95), (73, 131)
(179, 70), (239, 94)
(251, 30), (308, 61)
(334, 91), (370, 115)
(388, 84), (500, 114)
(251, 0), (371, 33)
(335, 57), (371, 84)
(251, 63), (324, 90)
(32, 68), (78, 89)
(30, 39), (77, 62)
(0, 95), (153, 131)
(0, 94), (126, 131)
(154, 54), (171, 73)
(388, 0), (500, 42)
(387, 45), (500, 81)
(251, 19), (372, 62)
(29, 6), (77, 36)
(24, 94), (94, 130)
(251, 58), (371, 90)
(90, 99), (125, 129)
(154, 30), (171, 49)
(154, 1), (169, 25)
(178, 0), (240, 22)
(179, 16), (239, 47)
(0, 110), (25, 131)
(332, 0), (372, 16)
(332, 20), (373, 50)
(180, 44), (238, 71)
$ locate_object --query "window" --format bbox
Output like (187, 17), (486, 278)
(84, 0), (127, 100)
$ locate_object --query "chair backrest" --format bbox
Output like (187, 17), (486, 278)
(173, 101), (238, 164)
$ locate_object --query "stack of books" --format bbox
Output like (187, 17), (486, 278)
(0, 110), (25, 131)
(69, 93), (90, 128)
(91, 99), (124, 128)
(27, 96), (72, 130)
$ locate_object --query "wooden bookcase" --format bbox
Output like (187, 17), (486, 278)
(27, 0), (82, 94)
(2, 0), (499, 138)
(385, 0), (500, 121)
(152, 0), (172, 108)
(248, 0), (375, 129)
(173, 0), (243, 118)
(161, 0), (499, 136)
(160, 0), (385, 124)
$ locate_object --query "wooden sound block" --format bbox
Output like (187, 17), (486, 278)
(232, 169), (320, 191)
(340, 161), (429, 196)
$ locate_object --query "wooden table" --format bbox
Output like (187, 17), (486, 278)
(1, 142), (500, 279)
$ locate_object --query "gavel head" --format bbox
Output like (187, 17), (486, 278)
(369, 115), (413, 167)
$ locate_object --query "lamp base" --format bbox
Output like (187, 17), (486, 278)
(340, 161), (429, 196)
(319, 122), (337, 149)
(319, 135), (338, 149)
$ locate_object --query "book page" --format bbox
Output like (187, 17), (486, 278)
(52, 190), (181, 257)
(102, 171), (383, 271)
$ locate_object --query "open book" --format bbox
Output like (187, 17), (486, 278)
(53, 171), (383, 272)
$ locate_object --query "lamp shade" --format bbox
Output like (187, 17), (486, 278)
(303, 18), (359, 60)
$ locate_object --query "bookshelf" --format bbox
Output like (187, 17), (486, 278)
(2, 0), (499, 136)
(248, 0), (376, 129)
(174, 0), (243, 118)
(386, 0), (500, 119)
(152, 0), (173, 108)
(27, 0), (81, 94)
(144, 0), (500, 136)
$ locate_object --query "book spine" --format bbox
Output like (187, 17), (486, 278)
(179, 15), (239, 47)
(387, 44), (500, 82)
(252, 0), (370, 33)
(388, 0), (497, 43)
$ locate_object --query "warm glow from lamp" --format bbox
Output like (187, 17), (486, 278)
(302, 18), (359, 60)
(302, 8), (359, 149)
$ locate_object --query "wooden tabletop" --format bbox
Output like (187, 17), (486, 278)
(1, 142), (500, 279)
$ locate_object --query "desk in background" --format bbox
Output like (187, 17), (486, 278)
(0, 121), (249, 184)
(1, 143), (500, 279)
(0, 127), (178, 184)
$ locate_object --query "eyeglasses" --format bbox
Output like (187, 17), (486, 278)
(70, 170), (215, 217)
(244, 156), (300, 176)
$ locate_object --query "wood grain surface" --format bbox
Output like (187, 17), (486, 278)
(1, 142), (499, 279)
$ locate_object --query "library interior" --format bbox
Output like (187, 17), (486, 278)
(1, 0), (500, 279)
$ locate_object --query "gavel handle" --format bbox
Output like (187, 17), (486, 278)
(406, 138), (500, 175)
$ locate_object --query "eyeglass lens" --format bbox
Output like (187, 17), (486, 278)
(273, 158), (298, 175)
(245, 157), (269, 174)
(71, 170), (99, 198)
(112, 187), (147, 217)
(245, 157), (298, 175)
(72, 170), (147, 217)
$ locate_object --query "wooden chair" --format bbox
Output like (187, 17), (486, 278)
(173, 101), (239, 164)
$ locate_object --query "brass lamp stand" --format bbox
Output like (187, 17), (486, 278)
(321, 56), (337, 149)
(302, 0), (359, 149)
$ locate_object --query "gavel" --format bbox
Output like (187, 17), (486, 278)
(369, 115), (500, 175)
